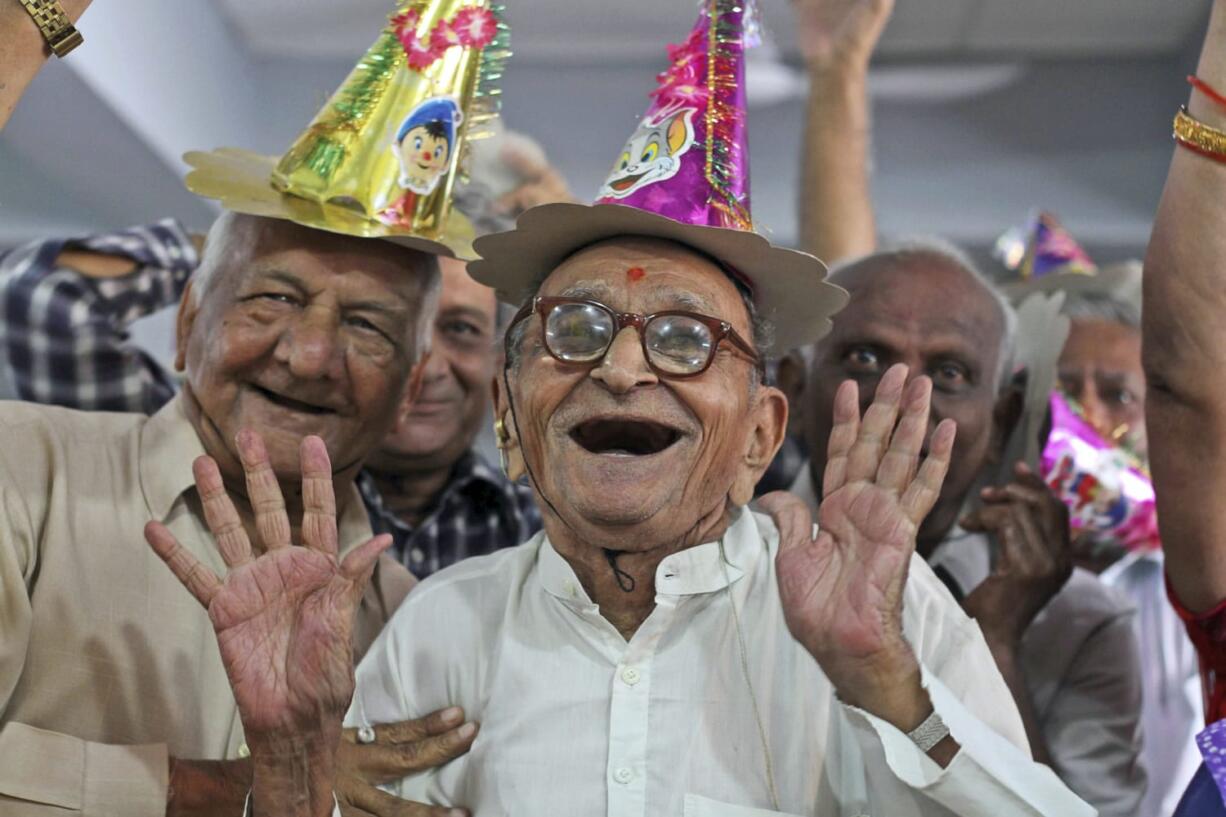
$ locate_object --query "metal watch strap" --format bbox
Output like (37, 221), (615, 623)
(906, 709), (950, 753)
(18, 0), (83, 57)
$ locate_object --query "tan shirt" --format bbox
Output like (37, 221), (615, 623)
(0, 396), (415, 816)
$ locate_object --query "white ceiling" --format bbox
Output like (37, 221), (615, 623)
(215, 0), (1211, 63)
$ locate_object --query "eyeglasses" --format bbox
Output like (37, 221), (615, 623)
(506, 296), (762, 379)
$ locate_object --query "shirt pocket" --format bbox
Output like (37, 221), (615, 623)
(682, 793), (806, 817)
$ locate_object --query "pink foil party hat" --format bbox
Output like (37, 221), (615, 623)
(469, 0), (847, 351)
(593, 0), (754, 232)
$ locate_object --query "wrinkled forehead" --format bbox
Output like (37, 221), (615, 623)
(828, 257), (1005, 352)
(539, 237), (750, 326)
(207, 215), (432, 300)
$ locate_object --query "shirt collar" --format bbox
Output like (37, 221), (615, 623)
(139, 394), (207, 521)
(537, 506), (762, 602)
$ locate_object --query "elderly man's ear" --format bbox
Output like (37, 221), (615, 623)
(173, 281), (200, 372)
(729, 385), (789, 507)
(490, 374), (527, 483)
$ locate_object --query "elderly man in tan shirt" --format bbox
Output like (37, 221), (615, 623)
(0, 213), (471, 815)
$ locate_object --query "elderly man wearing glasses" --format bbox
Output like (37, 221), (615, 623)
(148, 4), (1092, 814)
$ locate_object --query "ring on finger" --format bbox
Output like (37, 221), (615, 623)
(357, 725), (377, 745)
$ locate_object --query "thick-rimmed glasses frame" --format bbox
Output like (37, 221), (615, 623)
(506, 295), (763, 379)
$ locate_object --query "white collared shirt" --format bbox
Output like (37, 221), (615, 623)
(350, 507), (1089, 816)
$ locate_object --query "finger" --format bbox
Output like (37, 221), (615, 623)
(145, 521), (222, 608)
(364, 723), (479, 781)
(346, 781), (467, 817)
(844, 364), (908, 485)
(874, 376), (932, 496)
(821, 379), (860, 497)
(340, 534), (394, 585)
(236, 429), (292, 551)
(900, 418), (956, 525)
(756, 491), (816, 557)
(378, 707), (466, 743)
(300, 436), (338, 557)
(192, 455), (252, 568)
(1006, 501), (1066, 570)
(960, 504), (1010, 534)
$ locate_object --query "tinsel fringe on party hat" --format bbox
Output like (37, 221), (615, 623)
(185, 0), (510, 259)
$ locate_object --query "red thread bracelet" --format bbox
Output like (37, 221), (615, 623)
(1188, 74), (1226, 110)
(1175, 134), (1226, 165)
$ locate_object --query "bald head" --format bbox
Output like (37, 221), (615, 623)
(828, 243), (1015, 389)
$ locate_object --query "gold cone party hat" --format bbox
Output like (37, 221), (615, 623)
(185, 0), (510, 259)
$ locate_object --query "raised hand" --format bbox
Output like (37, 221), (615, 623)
(775, 364), (955, 704)
(792, 0), (895, 70)
(146, 431), (391, 815)
(962, 462), (1073, 646)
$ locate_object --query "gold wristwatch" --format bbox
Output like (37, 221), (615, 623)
(18, 0), (83, 58)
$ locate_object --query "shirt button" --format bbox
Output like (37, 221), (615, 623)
(621, 667), (641, 686)
(613, 767), (633, 784)
(237, 743), (250, 758)
(410, 548), (425, 563)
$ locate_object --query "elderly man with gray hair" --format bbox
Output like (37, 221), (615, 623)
(777, 239), (1147, 816)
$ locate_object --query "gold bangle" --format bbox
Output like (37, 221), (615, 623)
(17, 0), (83, 58)
(1174, 106), (1226, 158)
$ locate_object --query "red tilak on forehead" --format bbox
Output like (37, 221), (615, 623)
(626, 266), (646, 282)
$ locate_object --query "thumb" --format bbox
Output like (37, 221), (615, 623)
(340, 534), (394, 585)
(757, 491), (816, 556)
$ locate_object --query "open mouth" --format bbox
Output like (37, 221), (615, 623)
(569, 418), (681, 456)
(608, 171), (648, 192)
(251, 384), (335, 415)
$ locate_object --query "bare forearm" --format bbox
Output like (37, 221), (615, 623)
(0, 0), (91, 129)
(1145, 0), (1226, 611)
(168, 758), (252, 817)
(799, 64), (877, 263)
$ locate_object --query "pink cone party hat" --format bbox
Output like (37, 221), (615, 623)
(468, 0), (846, 351)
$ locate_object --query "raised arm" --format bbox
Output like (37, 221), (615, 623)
(1143, 0), (1226, 613)
(0, 0), (91, 128)
(793, 0), (893, 262)
(0, 221), (199, 414)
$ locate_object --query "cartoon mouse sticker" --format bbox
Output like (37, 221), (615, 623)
(598, 107), (697, 199)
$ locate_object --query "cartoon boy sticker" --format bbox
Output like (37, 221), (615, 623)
(598, 107), (696, 200)
(379, 96), (463, 226)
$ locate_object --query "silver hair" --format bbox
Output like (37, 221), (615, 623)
(800, 236), (1019, 393)
(189, 212), (441, 365)
(1060, 289), (1141, 331)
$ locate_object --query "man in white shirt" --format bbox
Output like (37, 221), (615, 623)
(777, 240), (1146, 815)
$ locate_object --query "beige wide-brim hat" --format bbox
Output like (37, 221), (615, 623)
(468, 202), (848, 353)
(1000, 260), (1143, 311)
(184, 148), (475, 259)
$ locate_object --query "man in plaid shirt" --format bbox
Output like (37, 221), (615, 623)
(0, 217), (541, 578)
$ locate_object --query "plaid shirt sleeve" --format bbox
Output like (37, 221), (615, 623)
(0, 219), (198, 414)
